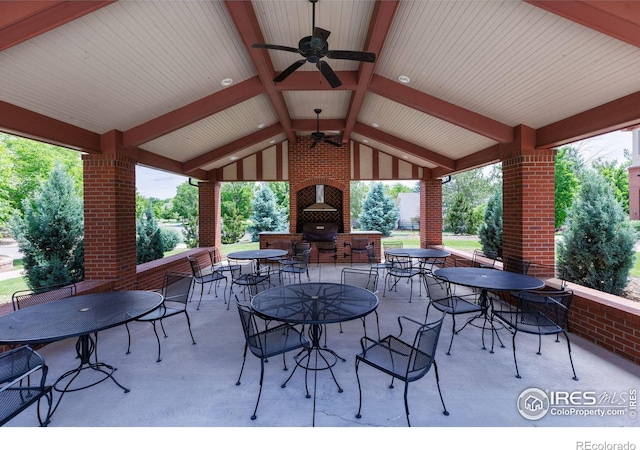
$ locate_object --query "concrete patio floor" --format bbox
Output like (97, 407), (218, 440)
(4, 263), (639, 446)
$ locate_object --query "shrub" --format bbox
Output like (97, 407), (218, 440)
(478, 190), (502, 258)
(159, 227), (181, 252)
(557, 171), (636, 295)
(136, 205), (164, 264)
(10, 164), (84, 289)
(358, 182), (399, 236)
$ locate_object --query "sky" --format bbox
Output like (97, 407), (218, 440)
(135, 130), (635, 200)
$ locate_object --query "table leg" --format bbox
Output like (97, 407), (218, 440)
(457, 289), (505, 353)
(51, 333), (130, 416)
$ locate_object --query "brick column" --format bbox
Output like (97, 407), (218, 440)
(198, 180), (221, 248)
(83, 130), (137, 290)
(500, 125), (556, 270)
(419, 177), (443, 246)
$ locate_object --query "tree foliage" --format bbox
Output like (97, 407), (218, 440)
(358, 182), (399, 236)
(384, 182), (413, 203)
(0, 133), (83, 229)
(444, 192), (475, 234)
(10, 163), (84, 289)
(247, 184), (287, 241)
(267, 182), (289, 222)
(478, 190), (503, 257)
(172, 181), (198, 220)
(350, 181), (369, 228)
(442, 166), (501, 225)
(555, 146), (581, 229)
(593, 152), (631, 214)
(136, 205), (164, 264)
(557, 171), (636, 295)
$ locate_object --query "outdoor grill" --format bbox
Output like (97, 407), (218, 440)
(302, 223), (338, 265)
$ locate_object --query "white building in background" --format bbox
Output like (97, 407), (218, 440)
(395, 193), (420, 230)
(629, 128), (640, 221)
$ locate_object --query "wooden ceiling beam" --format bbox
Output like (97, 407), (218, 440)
(353, 122), (455, 170)
(183, 123), (284, 173)
(123, 76), (265, 148)
(369, 75), (513, 144)
(0, 0), (115, 52)
(224, 0), (296, 143)
(342, 1), (401, 143)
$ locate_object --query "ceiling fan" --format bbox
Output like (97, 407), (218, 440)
(309, 109), (342, 148)
(251, 0), (376, 88)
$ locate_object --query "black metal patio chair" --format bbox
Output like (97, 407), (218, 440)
(125, 271), (196, 362)
(491, 289), (578, 380)
(344, 237), (370, 265)
(0, 346), (53, 427)
(234, 298), (310, 420)
(355, 314), (448, 427)
(187, 255), (228, 310)
(279, 248), (311, 284)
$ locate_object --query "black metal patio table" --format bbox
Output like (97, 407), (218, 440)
(251, 282), (378, 425)
(0, 290), (162, 415)
(433, 267), (545, 351)
(385, 248), (450, 259)
(227, 249), (288, 271)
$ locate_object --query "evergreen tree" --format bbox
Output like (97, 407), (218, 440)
(10, 163), (84, 289)
(358, 182), (399, 236)
(136, 205), (164, 264)
(247, 184), (286, 242)
(183, 214), (199, 249)
(444, 192), (473, 234)
(555, 146), (580, 229)
(557, 171), (636, 295)
(478, 190), (503, 257)
(221, 202), (246, 244)
(350, 181), (369, 228)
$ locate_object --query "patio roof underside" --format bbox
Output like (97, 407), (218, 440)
(2, 1), (640, 181)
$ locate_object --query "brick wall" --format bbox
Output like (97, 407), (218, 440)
(198, 181), (221, 248)
(288, 137), (351, 233)
(420, 178), (443, 246)
(83, 152), (137, 290)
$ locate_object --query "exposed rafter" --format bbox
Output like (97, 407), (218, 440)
(224, 0), (296, 144)
(342, 0), (400, 143)
(353, 122), (455, 170)
(123, 76), (266, 149)
(527, 1), (640, 49)
(0, 0), (115, 52)
(183, 123), (285, 173)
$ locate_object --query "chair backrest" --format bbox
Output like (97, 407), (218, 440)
(473, 249), (499, 267)
(516, 289), (574, 329)
(12, 283), (76, 311)
(292, 241), (311, 257)
(162, 272), (193, 306)
(366, 244), (377, 264)
(408, 315), (445, 378)
(187, 255), (209, 278)
(229, 258), (257, 279)
(298, 248), (311, 267)
(425, 275), (450, 302)
(341, 268), (378, 294)
(235, 299), (263, 355)
(388, 253), (413, 271)
(503, 256), (531, 275)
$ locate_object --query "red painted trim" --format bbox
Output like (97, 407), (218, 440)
(343, 1), (400, 143)
(527, 1), (640, 49)
(256, 148), (263, 180)
(276, 142), (283, 181)
(0, 100), (100, 153)
(372, 148), (379, 180)
(224, 0), (296, 143)
(0, 1), (115, 52)
(353, 141), (360, 180)
(182, 123), (284, 172)
(392, 154), (399, 179)
(369, 75), (513, 143)
(353, 122), (455, 170)
(123, 76), (265, 148)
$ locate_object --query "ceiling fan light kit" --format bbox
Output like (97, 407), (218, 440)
(252, 0), (376, 89)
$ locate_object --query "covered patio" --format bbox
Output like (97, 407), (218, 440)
(1, 1), (640, 441)
(4, 263), (639, 432)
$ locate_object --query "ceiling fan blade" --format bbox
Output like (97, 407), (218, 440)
(252, 43), (301, 53)
(323, 138), (342, 147)
(273, 59), (307, 83)
(316, 61), (342, 88)
(312, 27), (331, 44)
(309, 140), (318, 149)
(327, 50), (376, 63)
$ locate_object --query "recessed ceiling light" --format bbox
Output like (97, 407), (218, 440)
(402, 155), (409, 159)
(258, 123), (265, 129)
(371, 122), (379, 128)
(269, 140), (276, 144)
(363, 139), (369, 143)
(398, 75), (410, 84)
(221, 78), (233, 86)
(230, 156), (238, 161)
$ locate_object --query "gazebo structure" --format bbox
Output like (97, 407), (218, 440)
(1, 1), (640, 363)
